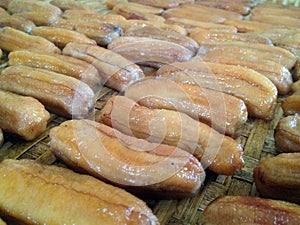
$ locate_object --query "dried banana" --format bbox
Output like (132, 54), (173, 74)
(8, 50), (102, 93)
(13, 11), (60, 26)
(189, 29), (272, 45)
(129, 0), (194, 9)
(50, 0), (96, 11)
(124, 26), (199, 53)
(163, 7), (226, 23)
(107, 37), (194, 67)
(0, 65), (95, 118)
(62, 10), (126, 26)
(254, 153), (300, 204)
(0, 27), (61, 54)
(157, 61), (278, 120)
(251, 15), (300, 29)
(202, 196), (300, 225)
(0, 15), (35, 33)
(282, 91), (300, 116)
(165, 17), (237, 33)
(50, 119), (205, 198)
(99, 96), (244, 175)
(224, 20), (277, 32)
(121, 19), (187, 35)
(181, 4), (243, 20)
(198, 54), (293, 95)
(275, 115), (300, 153)
(195, 1), (251, 15)
(63, 42), (144, 91)
(0, 159), (159, 225)
(0, 89), (50, 141)
(7, 0), (62, 15)
(198, 41), (297, 70)
(124, 78), (248, 137)
(252, 6), (300, 19)
(31, 26), (96, 48)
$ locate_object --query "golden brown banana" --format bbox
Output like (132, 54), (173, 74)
(195, 1), (251, 15)
(252, 7), (300, 19)
(0, 89), (50, 141)
(276, 33), (300, 58)
(31, 26), (96, 48)
(121, 19), (187, 35)
(163, 7), (226, 23)
(0, 65), (95, 118)
(99, 96), (244, 175)
(129, 0), (194, 9)
(114, 2), (163, 15)
(124, 26), (199, 53)
(8, 0), (62, 15)
(113, 3), (165, 23)
(8, 50), (102, 93)
(63, 42), (144, 91)
(181, 4), (243, 20)
(202, 196), (300, 224)
(107, 37), (194, 67)
(254, 28), (298, 44)
(198, 41), (297, 70)
(124, 78), (248, 137)
(0, 15), (35, 33)
(50, 0), (96, 11)
(62, 10), (126, 26)
(72, 21), (122, 46)
(254, 153), (300, 204)
(0, 27), (61, 54)
(275, 115), (300, 153)
(251, 14), (300, 29)
(165, 17), (237, 33)
(13, 11), (60, 26)
(281, 91), (300, 116)
(157, 61), (278, 120)
(224, 20), (278, 32)
(198, 54), (293, 95)
(50, 119), (205, 199)
(0, 159), (159, 225)
(189, 28), (272, 45)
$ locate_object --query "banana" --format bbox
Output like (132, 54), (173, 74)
(63, 42), (144, 91)
(0, 65), (95, 118)
(202, 196), (300, 225)
(0, 27), (61, 54)
(107, 36), (194, 67)
(0, 89), (50, 141)
(254, 153), (300, 204)
(8, 50), (102, 93)
(31, 26), (96, 48)
(157, 61), (278, 120)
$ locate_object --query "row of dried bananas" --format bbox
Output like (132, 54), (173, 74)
(0, 0), (300, 224)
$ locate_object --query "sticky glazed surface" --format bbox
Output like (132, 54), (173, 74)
(49, 119), (205, 198)
(124, 78), (248, 137)
(157, 61), (278, 120)
(0, 89), (50, 141)
(99, 96), (244, 175)
(0, 65), (95, 118)
(202, 196), (300, 225)
(254, 153), (300, 204)
(0, 159), (159, 225)
(275, 115), (300, 153)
